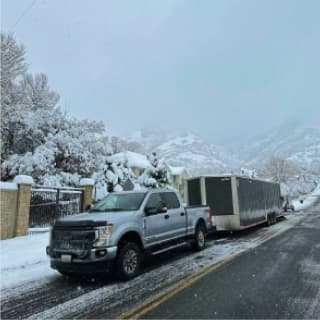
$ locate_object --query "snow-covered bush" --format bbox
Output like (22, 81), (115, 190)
(139, 153), (170, 188)
(92, 157), (136, 199)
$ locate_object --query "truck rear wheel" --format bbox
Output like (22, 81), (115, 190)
(192, 224), (206, 251)
(116, 242), (143, 280)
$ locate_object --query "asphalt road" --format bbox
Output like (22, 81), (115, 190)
(142, 204), (320, 319)
(2, 203), (319, 320)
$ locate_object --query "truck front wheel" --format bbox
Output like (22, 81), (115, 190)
(192, 224), (206, 251)
(116, 242), (143, 280)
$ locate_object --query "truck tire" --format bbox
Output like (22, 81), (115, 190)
(116, 242), (143, 280)
(192, 224), (206, 251)
(57, 270), (73, 277)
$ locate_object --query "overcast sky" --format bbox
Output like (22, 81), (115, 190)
(2, 0), (320, 144)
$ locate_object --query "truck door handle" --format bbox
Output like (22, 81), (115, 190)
(180, 212), (185, 216)
(164, 214), (170, 219)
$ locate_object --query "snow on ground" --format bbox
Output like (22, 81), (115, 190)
(292, 184), (320, 211)
(1, 186), (319, 291)
(20, 210), (316, 320)
(0, 232), (57, 289)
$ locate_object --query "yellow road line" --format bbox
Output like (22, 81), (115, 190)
(116, 219), (302, 320)
(116, 253), (237, 320)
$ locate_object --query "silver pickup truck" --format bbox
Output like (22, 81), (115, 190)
(47, 189), (214, 279)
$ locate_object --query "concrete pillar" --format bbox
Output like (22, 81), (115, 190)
(13, 175), (34, 237)
(80, 178), (95, 211)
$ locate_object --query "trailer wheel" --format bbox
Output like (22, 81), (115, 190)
(266, 213), (272, 226)
(192, 224), (206, 251)
(267, 213), (276, 226)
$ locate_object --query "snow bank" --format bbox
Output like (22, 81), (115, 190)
(80, 178), (95, 186)
(0, 232), (55, 288)
(13, 175), (34, 185)
(280, 179), (317, 199)
(0, 182), (17, 190)
(292, 185), (320, 211)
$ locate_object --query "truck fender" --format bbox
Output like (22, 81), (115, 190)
(194, 218), (207, 233)
(115, 226), (145, 250)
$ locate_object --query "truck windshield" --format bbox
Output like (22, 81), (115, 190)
(89, 193), (146, 212)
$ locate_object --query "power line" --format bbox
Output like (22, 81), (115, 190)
(11, 0), (37, 30)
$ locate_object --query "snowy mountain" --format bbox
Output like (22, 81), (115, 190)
(128, 124), (320, 177)
(128, 130), (241, 176)
(128, 129), (177, 152)
(237, 124), (320, 174)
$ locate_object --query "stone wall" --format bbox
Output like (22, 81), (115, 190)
(0, 184), (18, 239)
(0, 176), (33, 240)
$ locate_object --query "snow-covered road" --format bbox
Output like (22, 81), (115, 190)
(1, 185), (319, 319)
(1, 203), (319, 318)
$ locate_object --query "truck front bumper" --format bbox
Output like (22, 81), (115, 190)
(47, 246), (118, 273)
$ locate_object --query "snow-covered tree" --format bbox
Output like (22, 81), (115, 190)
(1, 33), (27, 96)
(1, 33), (28, 160)
(19, 73), (60, 111)
(0, 33), (115, 186)
(139, 152), (170, 188)
(110, 136), (144, 154)
(262, 156), (299, 183)
(93, 157), (135, 195)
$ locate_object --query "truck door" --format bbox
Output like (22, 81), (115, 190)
(160, 192), (187, 239)
(143, 192), (168, 245)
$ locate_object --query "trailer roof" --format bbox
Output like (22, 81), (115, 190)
(186, 174), (280, 185)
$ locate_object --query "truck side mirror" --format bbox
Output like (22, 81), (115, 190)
(145, 207), (157, 215)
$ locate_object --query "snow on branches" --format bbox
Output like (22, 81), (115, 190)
(139, 152), (170, 188)
(0, 33), (113, 186)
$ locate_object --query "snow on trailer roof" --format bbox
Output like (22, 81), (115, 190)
(111, 188), (176, 195)
(187, 174), (280, 185)
(109, 151), (150, 169)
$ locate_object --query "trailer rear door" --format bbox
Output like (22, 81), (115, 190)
(205, 177), (234, 215)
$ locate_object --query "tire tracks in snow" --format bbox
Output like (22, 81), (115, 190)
(2, 209), (314, 319)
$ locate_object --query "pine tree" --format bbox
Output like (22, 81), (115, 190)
(139, 152), (170, 188)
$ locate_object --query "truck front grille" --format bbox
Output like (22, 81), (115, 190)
(52, 228), (96, 258)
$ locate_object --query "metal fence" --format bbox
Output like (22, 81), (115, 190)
(29, 186), (84, 227)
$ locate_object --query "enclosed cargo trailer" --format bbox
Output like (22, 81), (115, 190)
(185, 175), (282, 231)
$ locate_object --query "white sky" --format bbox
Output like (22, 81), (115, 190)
(2, 0), (320, 143)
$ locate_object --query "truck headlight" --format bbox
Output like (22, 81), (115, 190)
(94, 225), (113, 247)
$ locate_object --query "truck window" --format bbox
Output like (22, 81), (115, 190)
(145, 193), (163, 211)
(161, 192), (180, 209)
(90, 193), (146, 212)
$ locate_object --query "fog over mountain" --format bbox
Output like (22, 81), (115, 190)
(128, 122), (320, 176)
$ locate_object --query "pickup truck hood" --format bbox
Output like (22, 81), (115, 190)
(54, 211), (137, 227)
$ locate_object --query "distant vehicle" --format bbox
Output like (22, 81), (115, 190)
(185, 175), (283, 231)
(46, 189), (214, 280)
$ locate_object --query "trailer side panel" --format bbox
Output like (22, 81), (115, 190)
(237, 177), (281, 227)
(237, 177), (266, 226)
